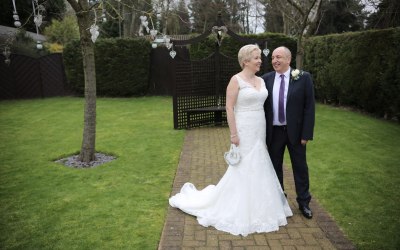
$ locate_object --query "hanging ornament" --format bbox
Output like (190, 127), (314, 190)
(139, 16), (150, 36)
(32, 0), (45, 50)
(3, 46), (11, 65)
(34, 14), (43, 27)
(90, 24), (100, 43)
(12, 0), (21, 27)
(263, 48), (270, 57)
(36, 41), (43, 50)
(32, 0), (43, 27)
(13, 11), (21, 27)
(169, 49), (176, 59)
(101, 10), (107, 22)
(165, 38), (173, 50)
(212, 26), (227, 46)
(150, 29), (158, 39)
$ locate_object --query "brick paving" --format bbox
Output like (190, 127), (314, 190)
(159, 127), (355, 250)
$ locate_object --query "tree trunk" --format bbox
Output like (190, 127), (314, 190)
(79, 37), (97, 162)
(71, 1), (97, 163)
(296, 36), (304, 69)
(123, 5), (132, 37)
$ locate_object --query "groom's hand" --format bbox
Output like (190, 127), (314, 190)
(301, 139), (308, 146)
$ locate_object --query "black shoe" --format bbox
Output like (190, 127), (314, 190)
(299, 205), (313, 219)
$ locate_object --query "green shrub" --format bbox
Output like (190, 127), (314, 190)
(63, 38), (151, 97)
(304, 28), (400, 120)
(43, 15), (79, 45)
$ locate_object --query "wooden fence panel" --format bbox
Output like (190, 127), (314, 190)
(0, 53), (69, 100)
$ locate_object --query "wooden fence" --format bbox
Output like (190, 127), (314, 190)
(0, 53), (70, 100)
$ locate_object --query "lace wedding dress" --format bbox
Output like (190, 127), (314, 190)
(169, 75), (292, 236)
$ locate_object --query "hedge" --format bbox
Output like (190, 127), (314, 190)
(63, 38), (151, 97)
(189, 33), (297, 72)
(304, 28), (400, 120)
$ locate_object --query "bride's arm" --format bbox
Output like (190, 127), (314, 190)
(226, 76), (240, 145)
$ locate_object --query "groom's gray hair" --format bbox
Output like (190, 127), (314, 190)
(276, 46), (292, 59)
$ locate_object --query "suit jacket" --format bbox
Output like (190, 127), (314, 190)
(262, 70), (315, 146)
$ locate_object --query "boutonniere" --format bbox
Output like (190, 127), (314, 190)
(291, 69), (304, 81)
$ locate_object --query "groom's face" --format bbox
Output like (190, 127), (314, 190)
(271, 48), (291, 74)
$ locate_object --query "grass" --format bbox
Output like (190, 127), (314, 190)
(285, 104), (400, 249)
(1, 98), (399, 249)
(0, 97), (185, 249)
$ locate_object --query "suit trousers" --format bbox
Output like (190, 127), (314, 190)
(269, 125), (312, 207)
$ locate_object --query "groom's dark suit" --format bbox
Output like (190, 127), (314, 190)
(262, 69), (315, 208)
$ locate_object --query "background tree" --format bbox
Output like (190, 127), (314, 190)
(189, 0), (230, 33)
(264, 0), (368, 35)
(315, 0), (366, 35)
(263, 1), (284, 33)
(121, 0), (152, 37)
(366, 0), (400, 29)
(261, 0), (323, 68)
(164, 0), (191, 35)
(236, 0), (265, 34)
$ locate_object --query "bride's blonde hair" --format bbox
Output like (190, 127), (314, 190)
(238, 44), (261, 69)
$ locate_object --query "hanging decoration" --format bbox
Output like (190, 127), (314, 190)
(89, 1), (107, 43)
(101, 8), (107, 22)
(90, 24), (100, 43)
(32, 0), (45, 50)
(89, 7), (100, 43)
(11, 0), (21, 27)
(3, 46), (11, 66)
(3, 0), (48, 64)
(169, 48), (176, 59)
(263, 48), (270, 57)
(262, 42), (270, 57)
(212, 26), (228, 46)
(138, 15), (149, 36)
(140, 9), (174, 58)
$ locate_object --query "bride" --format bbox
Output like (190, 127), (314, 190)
(169, 44), (292, 237)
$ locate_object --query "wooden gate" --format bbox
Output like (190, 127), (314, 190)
(171, 13), (269, 129)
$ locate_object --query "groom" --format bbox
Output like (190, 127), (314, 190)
(262, 46), (315, 219)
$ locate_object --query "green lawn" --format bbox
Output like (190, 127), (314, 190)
(0, 97), (185, 249)
(1, 98), (399, 249)
(301, 105), (399, 249)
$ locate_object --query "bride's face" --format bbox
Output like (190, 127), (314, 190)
(244, 50), (262, 72)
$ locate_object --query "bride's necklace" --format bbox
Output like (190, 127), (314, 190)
(243, 75), (257, 87)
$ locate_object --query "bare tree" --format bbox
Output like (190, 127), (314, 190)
(66, 0), (98, 162)
(263, 0), (323, 68)
(120, 0), (152, 37)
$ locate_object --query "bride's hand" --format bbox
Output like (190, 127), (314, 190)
(230, 135), (239, 146)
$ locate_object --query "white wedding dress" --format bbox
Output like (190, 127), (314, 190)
(169, 75), (292, 236)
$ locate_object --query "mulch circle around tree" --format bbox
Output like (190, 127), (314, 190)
(55, 153), (116, 168)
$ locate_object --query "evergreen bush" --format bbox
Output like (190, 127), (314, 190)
(63, 38), (151, 96)
(304, 28), (400, 120)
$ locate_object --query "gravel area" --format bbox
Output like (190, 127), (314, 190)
(55, 153), (116, 168)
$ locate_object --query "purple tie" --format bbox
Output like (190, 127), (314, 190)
(279, 75), (285, 123)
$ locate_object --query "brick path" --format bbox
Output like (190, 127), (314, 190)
(159, 127), (355, 250)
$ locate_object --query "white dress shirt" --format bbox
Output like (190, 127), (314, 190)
(272, 68), (291, 126)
